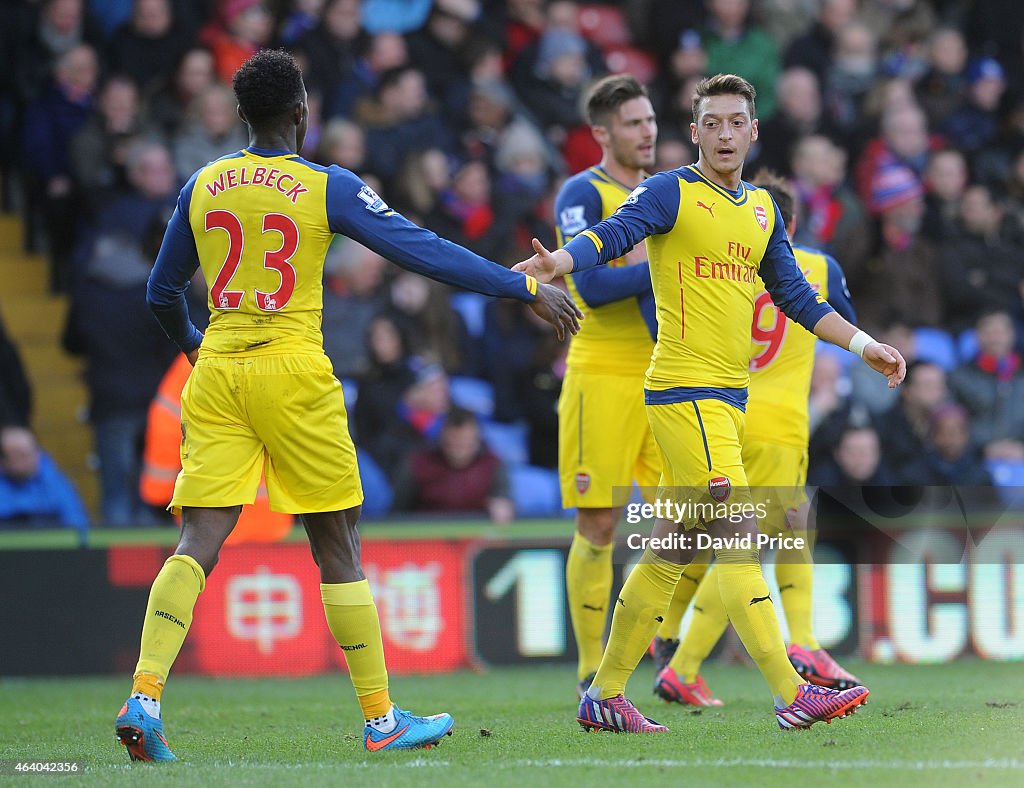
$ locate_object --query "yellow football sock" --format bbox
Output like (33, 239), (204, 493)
(591, 548), (681, 700)
(655, 562), (709, 640)
(566, 532), (614, 680)
(133, 554), (206, 694)
(321, 581), (391, 719)
(670, 564), (729, 682)
(776, 559), (819, 649)
(132, 673), (164, 701)
(716, 549), (802, 705)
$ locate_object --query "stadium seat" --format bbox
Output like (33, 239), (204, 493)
(480, 419), (530, 466)
(578, 4), (631, 48)
(449, 375), (495, 419)
(340, 378), (358, 410)
(604, 45), (658, 84)
(957, 329), (978, 363)
(985, 459), (1024, 507)
(509, 464), (564, 517)
(450, 292), (488, 338)
(913, 327), (957, 371)
(357, 449), (393, 517)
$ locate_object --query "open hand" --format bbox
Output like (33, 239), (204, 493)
(863, 342), (906, 388)
(512, 238), (573, 283)
(529, 282), (583, 340)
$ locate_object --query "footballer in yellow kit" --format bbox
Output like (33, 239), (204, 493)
(161, 148), (550, 515)
(515, 75), (904, 733)
(553, 75), (661, 693)
(746, 241), (856, 531)
(556, 166), (660, 510)
(654, 175), (864, 707)
(124, 50), (582, 763)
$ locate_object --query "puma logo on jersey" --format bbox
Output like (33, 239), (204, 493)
(697, 200), (715, 218)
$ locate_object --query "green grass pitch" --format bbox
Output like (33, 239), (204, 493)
(1, 660), (1021, 786)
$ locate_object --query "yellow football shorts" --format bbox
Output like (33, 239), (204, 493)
(558, 368), (661, 508)
(170, 353), (363, 515)
(742, 438), (809, 536)
(646, 397), (751, 529)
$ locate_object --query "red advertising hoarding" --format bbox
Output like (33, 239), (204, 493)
(108, 540), (471, 677)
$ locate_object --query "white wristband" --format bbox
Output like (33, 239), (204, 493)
(848, 330), (875, 359)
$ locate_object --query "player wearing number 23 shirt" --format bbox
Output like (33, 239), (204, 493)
(147, 122), (577, 517)
(121, 49), (582, 764)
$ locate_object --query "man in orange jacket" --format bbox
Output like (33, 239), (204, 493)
(140, 354), (293, 543)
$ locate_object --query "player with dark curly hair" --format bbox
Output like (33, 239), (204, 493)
(115, 49), (581, 761)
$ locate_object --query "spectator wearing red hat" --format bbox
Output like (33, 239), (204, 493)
(846, 162), (942, 333)
(854, 103), (940, 211)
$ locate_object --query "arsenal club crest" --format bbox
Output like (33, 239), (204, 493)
(754, 205), (768, 231)
(575, 472), (591, 494)
(708, 475), (731, 503)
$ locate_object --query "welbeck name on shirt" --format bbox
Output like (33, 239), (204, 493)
(205, 166), (308, 203)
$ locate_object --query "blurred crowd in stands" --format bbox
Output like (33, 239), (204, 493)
(1, 0), (1023, 530)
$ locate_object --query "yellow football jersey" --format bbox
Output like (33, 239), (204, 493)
(746, 245), (856, 447)
(148, 147), (540, 356)
(188, 150), (331, 355)
(566, 165), (833, 407)
(554, 166), (654, 376)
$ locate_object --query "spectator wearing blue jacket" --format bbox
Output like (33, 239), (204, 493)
(0, 426), (89, 535)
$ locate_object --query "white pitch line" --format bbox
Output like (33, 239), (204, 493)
(157, 759), (453, 770)
(506, 758), (1024, 771)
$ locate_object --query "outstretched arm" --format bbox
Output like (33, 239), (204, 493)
(761, 205), (905, 387)
(515, 172), (680, 282)
(328, 170), (539, 301)
(811, 312), (905, 388)
(326, 168), (582, 337)
(551, 177), (653, 306)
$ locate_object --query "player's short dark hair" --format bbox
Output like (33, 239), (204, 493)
(692, 73), (756, 123)
(751, 169), (797, 228)
(233, 49), (305, 126)
(585, 74), (648, 127)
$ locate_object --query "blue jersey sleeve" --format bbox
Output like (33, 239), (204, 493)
(563, 171), (680, 271)
(554, 174), (602, 244)
(825, 254), (857, 324)
(637, 289), (657, 340)
(759, 200), (834, 331)
(146, 172), (204, 353)
(557, 174), (654, 307)
(326, 167), (537, 302)
(572, 263), (653, 308)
